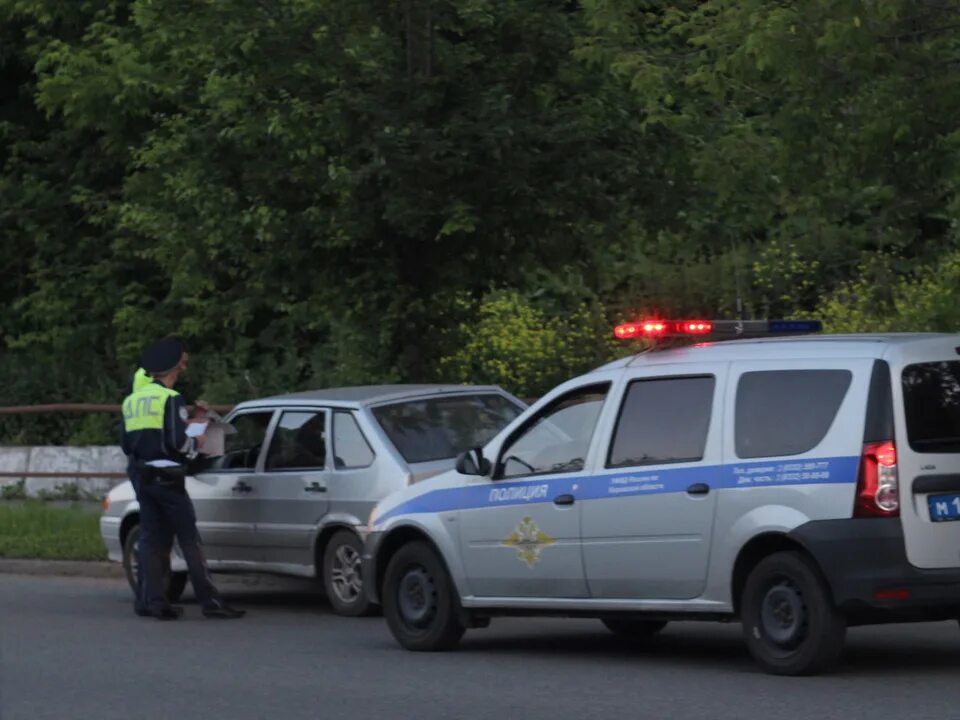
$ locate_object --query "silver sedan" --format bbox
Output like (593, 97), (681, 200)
(101, 384), (524, 616)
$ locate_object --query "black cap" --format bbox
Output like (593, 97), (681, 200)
(140, 338), (185, 375)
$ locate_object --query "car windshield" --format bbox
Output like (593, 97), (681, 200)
(372, 394), (524, 464)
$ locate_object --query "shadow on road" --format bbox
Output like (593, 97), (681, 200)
(115, 574), (332, 612)
(110, 575), (960, 677)
(457, 621), (960, 677)
(459, 623), (756, 673)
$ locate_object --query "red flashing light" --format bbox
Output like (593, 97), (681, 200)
(613, 320), (714, 339)
(682, 320), (713, 335)
(854, 441), (900, 518)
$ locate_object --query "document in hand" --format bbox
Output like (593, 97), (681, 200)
(188, 418), (235, 457)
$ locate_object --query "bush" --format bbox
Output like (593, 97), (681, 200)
(438, 290), (625, 398)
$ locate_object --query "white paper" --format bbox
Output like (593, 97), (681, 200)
(186, 422), (208, 438)
(145, 459), (180, 468)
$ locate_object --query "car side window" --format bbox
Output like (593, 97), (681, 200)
(497, 384), (610, 479)
(735, 370), (852, 458)
(200, 411), (274, 472)
(333, 411), (375, 469)
(265, 411), (328, 471)
(607, 376), (715, 468)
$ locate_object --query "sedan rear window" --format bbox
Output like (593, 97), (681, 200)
(373, 394), (524, 464)
(902, 361), (960, 453)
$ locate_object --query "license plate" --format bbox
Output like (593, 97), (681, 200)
(928, 494), (960, 522)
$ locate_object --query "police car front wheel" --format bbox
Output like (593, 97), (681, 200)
(741, 551), (846, 676)
(383, 541), (465, 651)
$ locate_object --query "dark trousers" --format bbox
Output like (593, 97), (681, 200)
(139, 478), (224, 611)
(130, 464), (172, 611)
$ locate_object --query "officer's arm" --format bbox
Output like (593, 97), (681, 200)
(164, 394), (198, 459)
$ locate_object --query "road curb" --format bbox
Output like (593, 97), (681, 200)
(0, 558), (124, 579)
(0, 558), (317, 589)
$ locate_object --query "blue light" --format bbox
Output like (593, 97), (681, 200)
(769, 320), (823, 333)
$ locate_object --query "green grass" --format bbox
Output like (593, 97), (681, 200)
(0, 501), (106, 561)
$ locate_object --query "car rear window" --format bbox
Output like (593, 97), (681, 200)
(902, 361), (960, 453)
(372, 394), (524, 464)
(735, 370), (852, 458)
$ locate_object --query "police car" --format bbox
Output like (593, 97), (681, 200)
(362, 321), (960, 675)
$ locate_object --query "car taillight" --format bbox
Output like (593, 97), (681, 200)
(854, 441), (899, 518)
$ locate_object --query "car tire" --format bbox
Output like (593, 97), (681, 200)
(122, 524), (188, 605)
(741, 551), (846, 676)
(322, 530), (376, 617)
(601, 618), (667, 641)
(382, 541), (466, 651)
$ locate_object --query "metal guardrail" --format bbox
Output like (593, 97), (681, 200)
(0, 471), (127, 479)
(0, 403), (235, 481)
(0, 403), (234, 415)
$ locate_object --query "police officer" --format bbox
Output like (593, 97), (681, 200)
(121, 338), (244, 620)
(129, 359), (159, 615)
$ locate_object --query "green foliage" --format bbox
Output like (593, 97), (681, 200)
(3, 0), (960, 444)
(439, 290), (624, 397)
(1, 481), (26, 501)
(818, 251), (960, 333)
(0, 500), (106, 560)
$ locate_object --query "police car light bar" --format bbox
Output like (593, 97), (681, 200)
(613, 319), (823, 340)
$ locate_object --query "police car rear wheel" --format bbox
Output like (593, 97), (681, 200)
(383, 541), (465, 651)
(601, 618), (667, 641)
(741, 551), (846, 676)
(122, 524), (188, 604)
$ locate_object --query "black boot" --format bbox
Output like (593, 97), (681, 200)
(203, 604), (246, 619)
(146, 606), (184, 621)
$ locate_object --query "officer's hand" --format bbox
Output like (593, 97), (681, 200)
(196, 434), (206, 449)
(191, 400), (211, 419)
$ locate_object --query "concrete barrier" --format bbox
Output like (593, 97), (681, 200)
(0, 446), (127, 499)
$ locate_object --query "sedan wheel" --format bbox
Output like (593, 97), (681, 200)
(323, 530), (376, 617)
(122, 524), (188, 604)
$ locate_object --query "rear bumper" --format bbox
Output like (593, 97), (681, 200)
(361, 531), (385, 605)
(790, 518), (960, 620)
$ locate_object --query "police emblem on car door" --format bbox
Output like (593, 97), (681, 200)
(502, 516), (556, 568)
(457, 383), (611, 598)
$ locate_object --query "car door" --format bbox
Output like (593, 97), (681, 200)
(190, 409), (276, 564)
(892, 339), (960, 570)
(255, 408), (332, 569)
(457, 382), (612, 598)
(326, 409), (378, 524)
(581, 365), (726, 600)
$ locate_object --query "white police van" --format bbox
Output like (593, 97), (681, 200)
(362, 321), (960, 675)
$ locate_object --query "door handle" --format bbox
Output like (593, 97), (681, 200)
(553, 494), (575, 506)
(304, 481), (327, 493)
(686, 483), (710, 496)
(232, 481), (253, 494)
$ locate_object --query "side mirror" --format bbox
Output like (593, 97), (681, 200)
(455, 447), (491, 476)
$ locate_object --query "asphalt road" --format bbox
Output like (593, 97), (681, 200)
(2, 575), (960, 720)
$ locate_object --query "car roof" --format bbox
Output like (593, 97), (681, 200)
(237, 384), (512, 410)
(588, 333), (959, 371)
